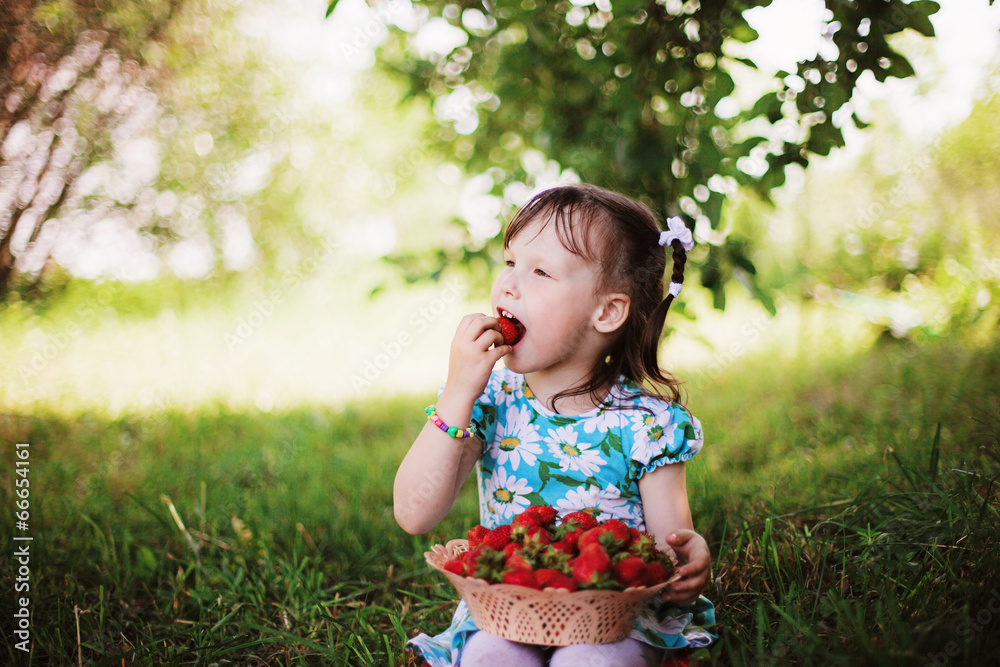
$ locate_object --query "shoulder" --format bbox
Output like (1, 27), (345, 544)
(614, 380), (704, 462)
(616, 378), (698, 420)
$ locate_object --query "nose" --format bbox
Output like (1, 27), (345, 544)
(494, 266), (519, 299)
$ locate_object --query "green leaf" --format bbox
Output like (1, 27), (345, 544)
(907, 1), (940, 37)
(523, 491), (547, 505)
(728, 246), (757, 275)
(548, 414), (577, 427)
(750, 281), (777, 316)
(748, 91), (782, 124)
(807, 121), (846, 156)
(703, 191), (724, 230)
(886, 55), (916, 79)
(729, 19), (759, 43)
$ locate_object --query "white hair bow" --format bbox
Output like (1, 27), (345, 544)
(658, 217), (694, 251)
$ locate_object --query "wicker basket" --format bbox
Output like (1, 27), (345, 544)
(425, 539), (678, 646)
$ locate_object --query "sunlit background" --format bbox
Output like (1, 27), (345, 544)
(2, 0), (998, 416)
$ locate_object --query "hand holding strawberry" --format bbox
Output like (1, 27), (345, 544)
(442, 313), (512, 410)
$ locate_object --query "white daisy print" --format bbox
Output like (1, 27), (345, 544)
(546, 425), (604, 476)
(630, 410), (657, 433)
(554, 483), (631, 522)
(632, 418), (669, 466)
(483, 467), (532, 522)
(493, 377), (522, 407)
(491, 405), (541, 471)
(582, 402), (622, 434)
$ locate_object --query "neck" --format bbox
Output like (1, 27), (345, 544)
(524, 365), (611, 416)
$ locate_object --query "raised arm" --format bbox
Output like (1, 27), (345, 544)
(393, 313), (510, 535)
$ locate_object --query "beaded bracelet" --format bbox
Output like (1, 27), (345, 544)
(425, 405), (477, 439)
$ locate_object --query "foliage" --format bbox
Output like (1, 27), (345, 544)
(779, 82), (1000, 342)
(0, 0), (184, 295)
(2, 337), (998, 664)
(2, 0), (468, 303)
(327, 0), (962, 311)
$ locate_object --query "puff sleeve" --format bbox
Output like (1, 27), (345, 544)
(628, 402), (704, 480)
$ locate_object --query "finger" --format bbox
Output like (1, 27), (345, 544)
(456, 312), (484, 333)
(666, 531), (692, 546)
(475, 327), (505, 351)
(469, 316), (503, 342)
(669, 576), (705, 594)
(488, 344), (511, 364)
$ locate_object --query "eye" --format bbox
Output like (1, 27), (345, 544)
(534, 268), (550, 278)
(505, 260), (515, 267)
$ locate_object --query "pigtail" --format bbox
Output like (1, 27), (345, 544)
(639, 219), (693, 403)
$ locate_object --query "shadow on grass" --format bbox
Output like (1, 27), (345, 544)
(1, 341), (998, 665)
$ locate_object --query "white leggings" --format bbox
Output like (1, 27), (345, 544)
(460, 630), (666, 666)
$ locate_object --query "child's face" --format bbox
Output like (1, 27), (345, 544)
(491, 216), (606, 377)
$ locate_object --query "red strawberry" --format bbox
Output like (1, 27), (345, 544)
(467, 525), (489, 547)
(523, 524), (553, 545)
(505, 551), (533, 572)
(572, 544), (612, 587)
(577, 520), (631, 554)
(483, 524), (512, 551)
(469, 547), (507, 583)
(540, 547), (572, 574)
(559, 511), (599, 531)
(628, 532), (660, 561)
(575, 526), (605, 551)
(613, 555), (649, 588)
(646, 560), (674, 585)
(461, 545), (486, 575)
(550, 540), (576, 556)
(498, 316), (521, 345)
(525, 505), (558, 526)
(542, 572), (578, 591)
(628, 526), (641, 544)
(600, 519), (632, 547)
(502, 568), (541, 589)
(533, 568), (561, 586)
(503, 542), (521, 558)
(443, 558), (466, 576)
(511, 511), (544, 539)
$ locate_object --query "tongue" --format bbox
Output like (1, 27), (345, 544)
(513, 319), (526, 345)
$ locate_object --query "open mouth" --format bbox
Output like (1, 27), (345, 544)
(498, 309), (526, 346)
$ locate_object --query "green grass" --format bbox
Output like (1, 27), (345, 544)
(2, 340), (999, 665)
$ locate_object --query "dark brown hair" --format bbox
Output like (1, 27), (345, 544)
(503, 184), (689, 411)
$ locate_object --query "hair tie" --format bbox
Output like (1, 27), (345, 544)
(668, 282), (683, 297)
(658, 217), (694, 251)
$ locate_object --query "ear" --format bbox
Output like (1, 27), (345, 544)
(593, 293), (630, 334)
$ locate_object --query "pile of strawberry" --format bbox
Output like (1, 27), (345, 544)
(440, 506), (675, 592)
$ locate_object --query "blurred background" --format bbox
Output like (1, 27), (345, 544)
(2, 0), (1000, 664)
(2, 0), (997, 415)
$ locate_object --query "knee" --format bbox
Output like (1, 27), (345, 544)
(461, 631), (546, 667)
(549, 639), (664, 667)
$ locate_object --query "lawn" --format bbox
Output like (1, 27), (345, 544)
(2, 333), (999, 665)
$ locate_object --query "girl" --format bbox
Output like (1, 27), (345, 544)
(395, 184), (715, 667)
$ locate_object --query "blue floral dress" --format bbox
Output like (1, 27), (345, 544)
(409, 368), (716, 666)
